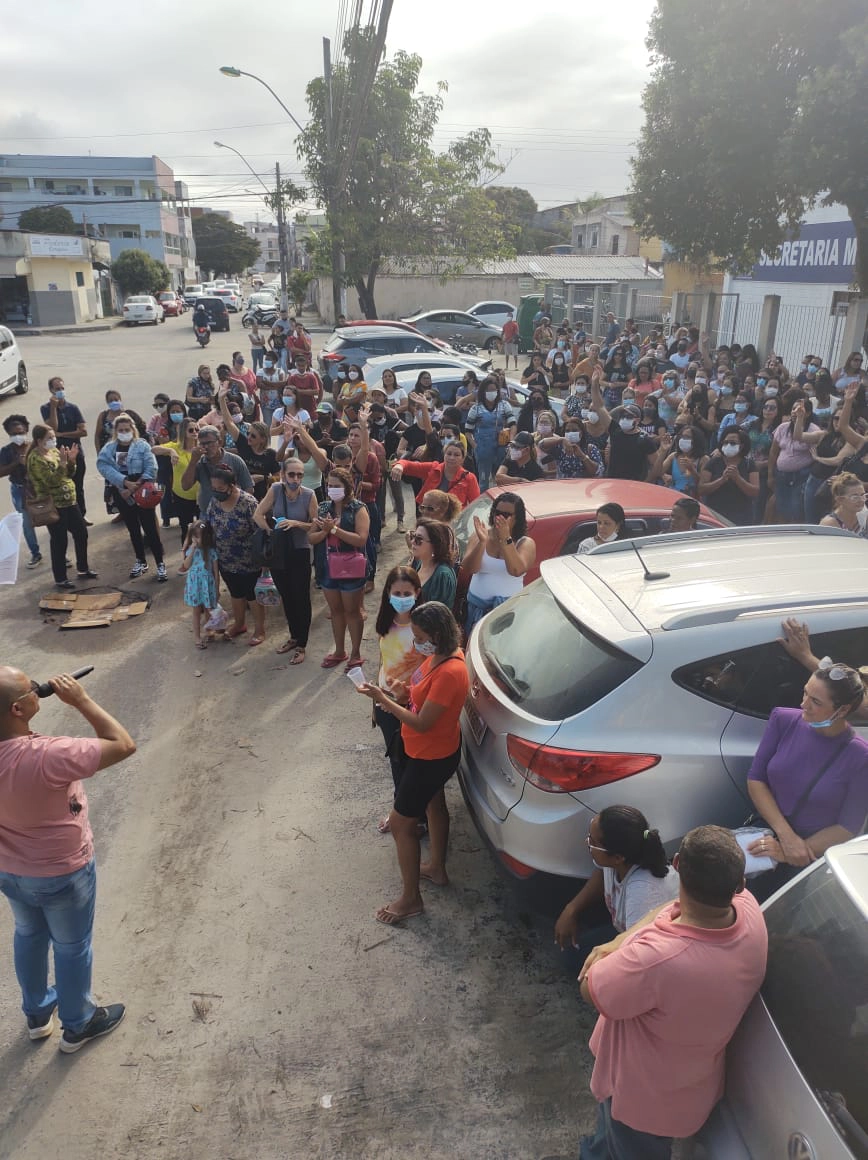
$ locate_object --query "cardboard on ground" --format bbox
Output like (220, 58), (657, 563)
(39, 592), (148, 628)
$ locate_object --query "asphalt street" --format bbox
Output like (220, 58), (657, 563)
(0, 317), (594, 1160)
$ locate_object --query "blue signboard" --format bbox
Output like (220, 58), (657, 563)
(736, 219), (857, 285)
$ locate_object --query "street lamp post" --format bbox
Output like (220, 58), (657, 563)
(218, 67), (306, 134)
(214, 140), (287, 310)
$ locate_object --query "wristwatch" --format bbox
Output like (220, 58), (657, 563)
(504, 537), (514, 545)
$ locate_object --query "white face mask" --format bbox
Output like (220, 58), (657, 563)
(565, 430), (582, 444)
(537, 423), (553, 436)
(10, 434), (27, 445)
(597, 529), (618, 543)
(485, 391), (499, 403)
(554, 357), (564, 366)
(509, 448), (524, 461)
(44, 438), (57, 450)
(348, 372), (359, 381)
(765, 387), (778, 397)
(413, 639), (437, 656)
(678, 438), (692, 452)
(619, 418), (636, 431)
(584, 410), (599, 424)
(327, 486), (345, 501)
(116, 430), (134, 444)
(695, 377), (707, 387)
(722, 443), (740, 458)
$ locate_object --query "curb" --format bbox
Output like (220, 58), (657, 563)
(16, 323), (116, 337)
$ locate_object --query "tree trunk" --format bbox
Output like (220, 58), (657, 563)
(357, 261), (380, 319)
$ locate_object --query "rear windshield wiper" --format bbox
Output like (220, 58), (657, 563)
(486, 653), (526, 702)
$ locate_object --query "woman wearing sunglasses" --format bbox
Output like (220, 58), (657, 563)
(253, 458), (318, 664)
(389, 439), (480, 512)
(554, 806), (677, 962)
(746, 656), (868, 899)
(407, 519), (457, 607)
(462, 493), (535, 636)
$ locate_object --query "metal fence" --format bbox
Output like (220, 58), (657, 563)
(771, 303), (848, 373)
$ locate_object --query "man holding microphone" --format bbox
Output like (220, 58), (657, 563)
(0, 667), (135, 1053)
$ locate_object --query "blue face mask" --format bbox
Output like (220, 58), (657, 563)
(108, 400), (123, 411)
(414, 639), (437, 655)
(53, 390), (65, 402)
(734, 402), (749, 413)
(389, 594), (416, 614)
(720, 386), (733, 396)
(757, 378), (767, 387)
(807, 715), (839, 730)
(169, 412), (185, 423)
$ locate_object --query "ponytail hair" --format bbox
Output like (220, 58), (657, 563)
(597, 805), (669, 878)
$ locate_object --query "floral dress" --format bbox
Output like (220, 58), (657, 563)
(206, 492), (259, 575)
(183, 546), (219, 608)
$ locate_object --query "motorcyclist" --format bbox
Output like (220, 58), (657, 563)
(192, 303), (210, 332)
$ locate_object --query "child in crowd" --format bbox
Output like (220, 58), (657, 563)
(179, 520), (221, 648)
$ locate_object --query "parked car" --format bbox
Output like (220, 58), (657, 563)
(689, 836), (868, 1160)
(401, 309), (503, 351)
(458, 525), (868, 882)
(454, 479), (726, 586)
(247, 291), (276, 310)
(213, 287), (241, 313)
(391, 368), (506, 407)
(157, 291), (184, 317)
(194, 297), (230, 332)
(122, 295), (164, 325)
(467, 300), (517, 330)
(362, 351), (493, 393)
(182, 284), (203, 306)
(0, 327), (27, 396)
(318, 325), (488, 380)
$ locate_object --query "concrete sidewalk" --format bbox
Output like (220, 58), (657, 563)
(14, 319), (118, 337)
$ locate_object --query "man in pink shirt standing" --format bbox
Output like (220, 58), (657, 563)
(578, 825), (768, 1159)
(0, 668), (136, 1053)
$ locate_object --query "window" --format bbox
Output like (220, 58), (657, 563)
(75, 272), (85, 287)
(113, 185), (133, 197)
(120, 230), (138, 239)
(65, 184), (86, 195)
(575, 234), (584, 249)
(611, 235), (620, 255)
(559, 519), (654, 558)
(761, 863), (868, 1154)
(144, 230), (161, 239)
(478, 580), (643, 720)
(0, 182), (11, 192)
(673, 626), (868, 719)
(590, 230), (598, 247)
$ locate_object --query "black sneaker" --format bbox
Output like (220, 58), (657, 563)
(27, 1002), (57, 1041)
(129, 560), (149, 579)
(55, 580), (76, 590)
(60, 1004), (125, 1054)
(26, 553), (43, 569)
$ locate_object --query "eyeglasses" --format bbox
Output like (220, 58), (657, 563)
(586, 835), (609, 855)
(284, 472), (304, 479)
(409, 534), (428, 545)
(9, 680), (38, 709)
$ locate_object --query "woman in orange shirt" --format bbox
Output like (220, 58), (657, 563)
(357, 601), (469, 925)
(390, 440), (480, 511)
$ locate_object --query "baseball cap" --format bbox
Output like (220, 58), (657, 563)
(512, 431), (534, 449)
(316, 401), (334, 414)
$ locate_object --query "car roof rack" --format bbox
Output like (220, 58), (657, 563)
(590, 524), (853, 557)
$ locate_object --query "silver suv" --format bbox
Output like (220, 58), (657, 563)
(688, 836), (868, 1159)
(459, 526), (868, 882)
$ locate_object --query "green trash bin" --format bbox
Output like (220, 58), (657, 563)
(517, 294), (542, 354)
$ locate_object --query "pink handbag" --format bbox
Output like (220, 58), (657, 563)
(326, 548), (367, 580)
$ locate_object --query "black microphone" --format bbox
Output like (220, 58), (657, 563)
(36, 666), (94, 698)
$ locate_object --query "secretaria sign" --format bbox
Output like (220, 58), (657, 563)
(737, 219), (857, 286)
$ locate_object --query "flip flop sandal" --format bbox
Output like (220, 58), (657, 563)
(289, 649), (306, 666)
(375, 905), (424, 926)
(276, 639), (298, 654)
(345, 657), (365, 672)
(321, 652), (348, 669)
(248, 635), (266, 647)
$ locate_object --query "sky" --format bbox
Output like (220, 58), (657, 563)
(2, 0), (658, 227)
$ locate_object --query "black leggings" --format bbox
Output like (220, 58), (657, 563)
(113, 489), (164, 564)
(172, 495), (199, 544)
(270, 550), (312, 648)
(47, 504), (89, 582)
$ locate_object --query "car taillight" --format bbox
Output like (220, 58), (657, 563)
(498, 851), (537, 879)
(322, 353), (344, 361)
(506, 735), (659, 793)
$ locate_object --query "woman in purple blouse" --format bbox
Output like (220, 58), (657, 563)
(747, 658), (868, 885)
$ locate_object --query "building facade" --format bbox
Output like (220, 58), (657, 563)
(0, 154), (198, 290)
(0, 231), (113, 326)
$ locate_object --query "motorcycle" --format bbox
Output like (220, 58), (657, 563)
(242, 305), (279, 329)
(447, 332), (480, 356)
(195, 325), (211, 348)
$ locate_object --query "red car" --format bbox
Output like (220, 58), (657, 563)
(157, 291), (184, 317)
(452, 479), (728, 584)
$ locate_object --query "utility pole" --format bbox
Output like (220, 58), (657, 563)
(275, 161), (289, 312)
(323, 36), (345, 321)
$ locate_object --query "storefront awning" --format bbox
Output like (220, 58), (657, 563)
(0, 257), (30, 278)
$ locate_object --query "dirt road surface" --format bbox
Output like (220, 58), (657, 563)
(0, 321), (595, 1159)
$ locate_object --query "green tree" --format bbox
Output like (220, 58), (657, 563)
(17, 206), (78, 235)
(298, 37), (513, 318)
(112, 249), (165, 295)
(192, 213), (260, 277)
(287, 269), (315, 315)
(483, 187), (571, 253)
(630, 0), (868, 287)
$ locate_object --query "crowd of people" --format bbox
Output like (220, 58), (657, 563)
(2, 314), (867, 1152)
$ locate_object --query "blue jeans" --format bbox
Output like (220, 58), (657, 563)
(250, 346), (265, 372)
(580, 1098), (673, 1160)
(774, 466), (810, 522)
(0, 859), (97, 1033)
(9, 481), (40, 557)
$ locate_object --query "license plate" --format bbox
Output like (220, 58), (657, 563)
(464, 696), (487, 746)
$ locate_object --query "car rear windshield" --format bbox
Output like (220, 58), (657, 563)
(477, 579), (642, 720)
(761, 862), (868, 1154)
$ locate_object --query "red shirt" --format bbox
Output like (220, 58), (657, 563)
(287, 370), (323, 413)
(502, 319), (519, 343)
(397, 459), (481, 509)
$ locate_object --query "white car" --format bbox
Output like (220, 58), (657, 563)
(213, 287), (241, 313)
(247, 291), (276, 310)
(467, 300), (517, 329)
(0, 326), (27, 397)
(362, 352), (491, 392)
(122, 295), (164, 326)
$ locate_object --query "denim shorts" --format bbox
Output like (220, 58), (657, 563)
(320, 574), (366, 593)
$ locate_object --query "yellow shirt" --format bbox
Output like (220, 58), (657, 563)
(163, 441), (199, 501)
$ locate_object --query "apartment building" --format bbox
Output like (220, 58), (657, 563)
(0, 154), (198, 289)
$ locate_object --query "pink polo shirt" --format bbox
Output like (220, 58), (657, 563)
(586, 891), (767, 1137)
(0, 733), (102, 877)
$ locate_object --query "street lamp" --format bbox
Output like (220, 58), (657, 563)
(218, 66), (306, 134)
(214, 141), (288, 308)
